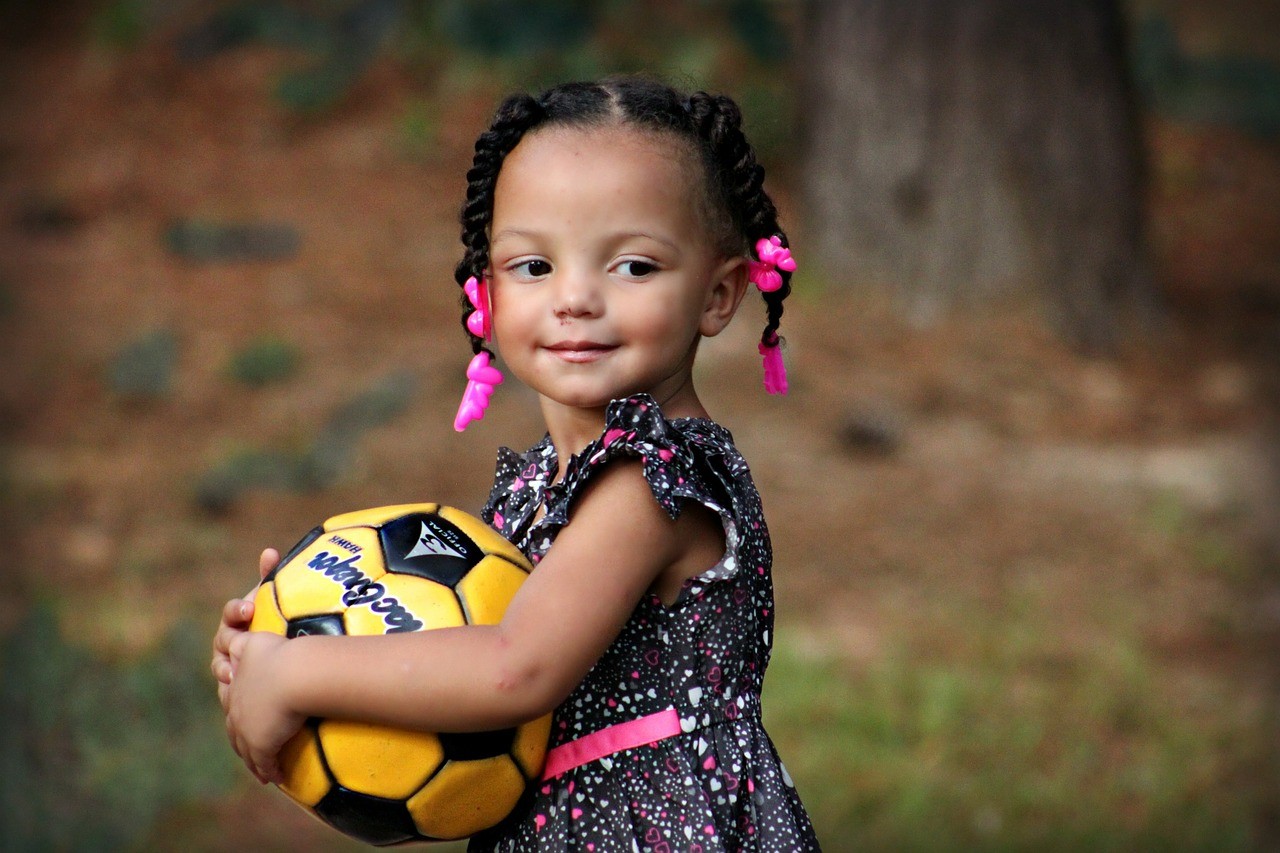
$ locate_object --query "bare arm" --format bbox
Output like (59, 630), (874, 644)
(225, 460), (722, 781)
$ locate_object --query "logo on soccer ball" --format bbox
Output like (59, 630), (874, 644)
(405, 520), (470, 562)
(251, 503), (548, 843)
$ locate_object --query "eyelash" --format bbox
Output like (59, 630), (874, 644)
(504, 258), (660, 280)
(614, 259), (657, 278)
(508, 259), (552, 279)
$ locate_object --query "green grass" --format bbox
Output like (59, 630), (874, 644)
(764, 618), (1274, 851)
(0, 603), (239, 850)
(225, 336), (301, 387)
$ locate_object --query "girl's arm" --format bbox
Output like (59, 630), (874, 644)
(225, 459), (723, 783)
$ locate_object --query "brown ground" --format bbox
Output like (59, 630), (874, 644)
(2, 6), (1278, 850)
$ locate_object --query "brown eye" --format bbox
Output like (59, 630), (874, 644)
(618, 260), (656, 278)
(511, 259), (551, 279)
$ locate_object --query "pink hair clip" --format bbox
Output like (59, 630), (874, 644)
(463, 275), (492, 341)
(454, 351), (503, 431)
(747, 236), (796, 293)
(759, 339), (788, 395)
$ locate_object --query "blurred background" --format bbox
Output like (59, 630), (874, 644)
(1, 0), (1277, 850)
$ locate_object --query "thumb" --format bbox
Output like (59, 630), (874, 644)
(259, 548), (280, 581)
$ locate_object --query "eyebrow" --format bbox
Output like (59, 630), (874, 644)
(490, 228), (681, 252)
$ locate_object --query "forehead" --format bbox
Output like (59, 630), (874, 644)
(492, 125), (704, 230)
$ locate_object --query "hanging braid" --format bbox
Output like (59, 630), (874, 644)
(683, 90), (792, 350)
(454, 76), (793, 360)
(454, 93), (547, 356)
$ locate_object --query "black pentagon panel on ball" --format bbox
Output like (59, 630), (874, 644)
(286, 614), (346, 638)
(379, 512), (484, 588)
(267, 525), (325, 582)
(313, 786), (421, 846)
(438, 727), (517, 761)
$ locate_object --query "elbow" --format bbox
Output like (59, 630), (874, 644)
(488, 632), (571, 723)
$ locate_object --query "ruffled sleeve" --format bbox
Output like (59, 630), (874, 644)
(543, 395), (743, 584)
(480, 435), (557, 548)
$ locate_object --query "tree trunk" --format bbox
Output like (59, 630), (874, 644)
(799, 0), (1158, 350)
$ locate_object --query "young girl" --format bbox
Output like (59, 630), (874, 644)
(212, 76), (819, 851)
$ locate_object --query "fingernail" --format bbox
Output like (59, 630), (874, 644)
(240, 603), (250, 618)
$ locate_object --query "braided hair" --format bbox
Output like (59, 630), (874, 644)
(454, 76), (793, 365)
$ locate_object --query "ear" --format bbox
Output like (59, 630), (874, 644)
(699, 256), (750, 338)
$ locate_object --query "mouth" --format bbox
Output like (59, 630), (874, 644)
(544, 340), (618, 363)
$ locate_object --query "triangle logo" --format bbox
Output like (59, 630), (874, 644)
(404, 520), (470, 561)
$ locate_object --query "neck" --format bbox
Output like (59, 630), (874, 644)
(539, 380), (708, 475)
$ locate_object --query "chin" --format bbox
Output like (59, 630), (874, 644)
(546, 384), (641, 411)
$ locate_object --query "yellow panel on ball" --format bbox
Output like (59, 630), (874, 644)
(319, 720), (446, 801)
(438, 505), (530, 567)
(324, 503), (440, 532)
(456, 555), (530, 626)
(343, 573), (464, 637)
(249, 581), (288, 637)
(277, 726), (331, 808)
(408, 755), (529, 840)
(511, 713), (553, 780)
(274, 527), (386, 622)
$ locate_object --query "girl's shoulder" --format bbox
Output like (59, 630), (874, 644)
(568, 394), (746, 515)
(482, 394), (757, 552)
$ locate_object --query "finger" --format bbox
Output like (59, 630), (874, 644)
(211, 656), (232, 685)
(218, 598), (254, 636)
(228, 630), (249, 662)
(252, 746), (282, 787)
(217, 682), (230, 714)
(213, 619), (243, 659)
(225, 714), (242, 760)
(226, 720), (267, 785)
(244, 752), (268, 785)
(259, 547), (280, 580)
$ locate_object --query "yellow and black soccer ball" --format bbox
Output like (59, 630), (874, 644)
(248, 503), (550, 845)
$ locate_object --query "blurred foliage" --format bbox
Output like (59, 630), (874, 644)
(397, 96), (440, 156)
(160, 0), (798, 160)
(195, 369), (416, 512)
(165, 219), (301, 264)
(431, 0), (596, 57)
(0, 602), (238, 850)
(89, 0), (148, 49)
(107, 328), (177, 400)
(226, 335), (302, 386)
(765, 629), (1275, 851)
(1132, 14), (1280, 139)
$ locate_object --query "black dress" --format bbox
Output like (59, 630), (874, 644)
(470, 395), (820, 852)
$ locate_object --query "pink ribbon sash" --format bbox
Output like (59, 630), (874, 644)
(541, 708), (682, 780)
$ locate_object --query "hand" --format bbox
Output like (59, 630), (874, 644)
(225, 630), (303, 785)
(212, 548), (279, 713)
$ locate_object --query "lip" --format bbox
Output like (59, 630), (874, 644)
(544, 340), (618, 363)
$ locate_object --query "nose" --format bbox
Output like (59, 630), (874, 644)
(551, 266), (604, 320)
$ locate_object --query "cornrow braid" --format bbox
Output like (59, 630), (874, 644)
(455, 93), (547, 356)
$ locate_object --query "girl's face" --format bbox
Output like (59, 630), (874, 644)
(488, 125), (746, 416)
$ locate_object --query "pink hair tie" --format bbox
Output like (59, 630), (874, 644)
(454, 351), (503, 431)
(759, 339), (788, 395)
(747, 236), (796, 293)
(463, 275), (492, 341)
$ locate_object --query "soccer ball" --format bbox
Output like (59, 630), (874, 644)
(248, 503), (550, 845)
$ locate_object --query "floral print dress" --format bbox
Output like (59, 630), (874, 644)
(469, 394), (820, 853)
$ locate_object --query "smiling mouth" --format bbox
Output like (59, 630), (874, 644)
(544, 341), (618, 363)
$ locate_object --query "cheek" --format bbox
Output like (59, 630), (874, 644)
(628, 300), (699, 347)
(491, 289), (531, 332)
